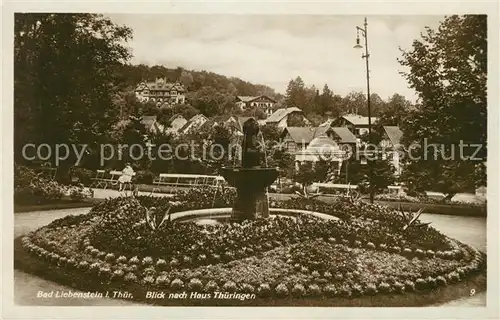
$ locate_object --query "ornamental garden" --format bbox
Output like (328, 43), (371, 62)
(17, 187), (486, 306)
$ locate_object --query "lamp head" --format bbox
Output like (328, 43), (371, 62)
(353, 37), (363, 49)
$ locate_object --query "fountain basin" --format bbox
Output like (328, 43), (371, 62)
(220, 167), (279, 190)
(170, 207), (340, 224)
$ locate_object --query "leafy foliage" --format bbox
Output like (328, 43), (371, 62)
(398, 15), (487, 197)
(14, 14), (132, 168)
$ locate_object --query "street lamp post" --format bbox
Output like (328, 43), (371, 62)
(354, 17), (374, 204)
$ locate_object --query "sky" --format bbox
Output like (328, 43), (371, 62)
(106, 14), (445, 103)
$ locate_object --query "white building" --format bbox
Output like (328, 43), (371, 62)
(135, 78), (186, 107)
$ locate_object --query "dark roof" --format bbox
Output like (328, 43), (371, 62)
(383, 126), (403, 146)
(330, 127), (358, 144)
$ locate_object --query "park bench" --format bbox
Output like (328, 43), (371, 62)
(90, 170), (135, 190)
(151, 173), (227, 194)
(32, 162), (58, 181)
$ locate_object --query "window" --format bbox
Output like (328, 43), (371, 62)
(287, 143), (296, 152)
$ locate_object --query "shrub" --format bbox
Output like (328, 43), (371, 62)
(415, 278), (427, 290)
(129, 256), (140, 265)
(142, 276), (155, 285)
(275, 283), (289, 297)
(223, 281), (237, 293)
(142, 256), (154, 266)
(188, 278), (203, 291)
(156, 259), (167, 270)
(338, 285), (352, 298)
(171, 279), (184, 291)
(241, 283), (255, 294)
(112, 269), (125, 280)
(156, 275), (170, 287)
(135, 170), (154, 184)
(14, 164), (65, 204)
(446, 271), (460, 283)
(143, 267), (156, 278)
(70, 167), (95, 186)
(104, 253), (115, 262)
(116, 255), (128, 264)
(351, 284), (363, 297)
(78, 261), (89, 270)
(426, 276), (437, 288)
(436, 276), (447, 286)
(365, 283), (377, 296)
(323, 284), (337, 297)
(393, 282), (405, 294)
(307, 284), (322, 296)
(378, 282), (392, 293)
(291, 284), (305, 297)
(124, 272), (138, 282)
(204, 280), (219, 292)
(257, 283), (272, 297)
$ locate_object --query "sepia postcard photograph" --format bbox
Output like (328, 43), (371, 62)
(2, 1), (499, 319)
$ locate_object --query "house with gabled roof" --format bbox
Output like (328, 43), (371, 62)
(280, 125), (358, 153)
(139, 115), (165, 135)
(331, 114), (379, 137)
(235, 95), (277, 117)
(165, 114), (188, 135)
(265, 107), (311, 128)
(178, 114), (209, 135)
(135, 77), (186, 107)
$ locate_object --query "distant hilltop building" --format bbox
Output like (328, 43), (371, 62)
(235, 95), (277, 117)
(135, 77), (186, 107)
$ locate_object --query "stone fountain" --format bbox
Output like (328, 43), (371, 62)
(220, 118), (279, 221)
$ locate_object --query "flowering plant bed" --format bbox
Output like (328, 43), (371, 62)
(16, 188), (487, 306)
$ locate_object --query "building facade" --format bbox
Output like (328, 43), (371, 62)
(235, 95), (277, 117)
(135, 78), (186, 107)
(265, 107), (311, 128)
(330, 114), (379, 138)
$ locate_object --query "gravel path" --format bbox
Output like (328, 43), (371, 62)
(14, 205), (487, 306)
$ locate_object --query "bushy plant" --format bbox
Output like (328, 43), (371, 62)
(257, 283), (272, 297)
(204, 280), (219, 292)
(222, 281), (237, 293)
(275, 283), (289, 297)
(291, 284), (306, 297)
(188, 278), (203, 291)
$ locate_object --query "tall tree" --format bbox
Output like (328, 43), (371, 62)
(14, 13), (132, 171)
(398, 15), (487, 198)
(284, 77), (307, 110)
(343, 91), (368, 115)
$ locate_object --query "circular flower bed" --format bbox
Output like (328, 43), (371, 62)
(19, 188), (487, 305)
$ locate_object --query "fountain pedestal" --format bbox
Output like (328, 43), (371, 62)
(221, 167), (278, 221)
(220, 117), (278, 222)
